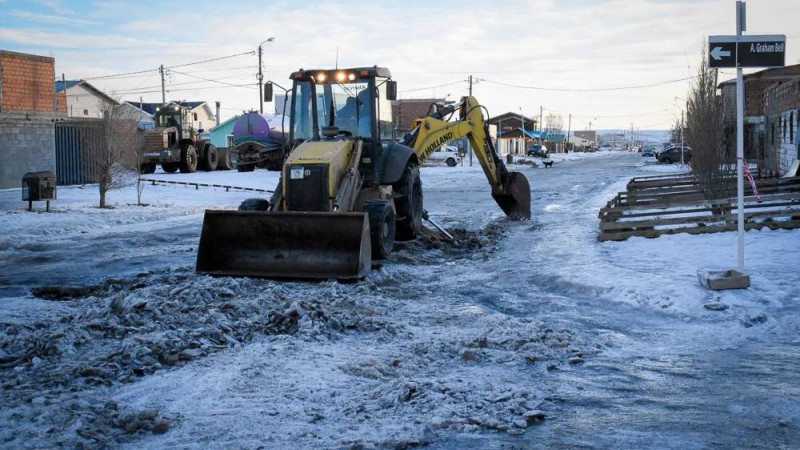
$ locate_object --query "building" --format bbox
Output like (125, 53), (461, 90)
(392, 98), (448, 136)
(764, 79), (800, 176)
(567, 134), (592, 151)
(55, 80), (119, 118)
(718, 64), (800, 162)
(0, 50), (63, 189)
(574, 130), (597, 147)
(487, 112), (538, 155)
(208, 115), (239, 150)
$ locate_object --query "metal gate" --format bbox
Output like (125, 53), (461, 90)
(55, 123), (85, 185)
(55, 121), (103, 186)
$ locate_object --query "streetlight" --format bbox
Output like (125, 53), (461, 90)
(258, 37), (275, 114)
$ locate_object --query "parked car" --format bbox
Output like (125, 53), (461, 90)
(428, 145), (461, 167)
(527, 144), (549, 157)
(642, 146), (655, 157)
(657, 146), (691, 164)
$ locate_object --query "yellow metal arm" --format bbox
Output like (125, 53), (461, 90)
(409, 96), (506, 193)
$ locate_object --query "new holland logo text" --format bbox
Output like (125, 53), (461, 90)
(424, 131), (454, 157)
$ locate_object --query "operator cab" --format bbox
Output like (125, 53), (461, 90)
(266, 67), (396, 143)
(154, 103), (196, 142)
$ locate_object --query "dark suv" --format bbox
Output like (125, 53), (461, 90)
(527, 144), (549, 157)
(658, 146), (691, 164)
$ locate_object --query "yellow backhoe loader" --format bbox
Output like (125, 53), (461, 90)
(196, 66), (530, 279)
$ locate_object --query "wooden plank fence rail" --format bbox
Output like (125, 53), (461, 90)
(139, 178), (273, 194)
(598, 174), (800, 242)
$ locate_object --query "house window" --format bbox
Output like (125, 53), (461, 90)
(791, 112), (795, 143)
(771, 122), (776, 146)
(84, 109), (89, 116)
(782, 117), (786, 142)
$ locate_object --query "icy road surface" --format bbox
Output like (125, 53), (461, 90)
(0, 151), (798, 449)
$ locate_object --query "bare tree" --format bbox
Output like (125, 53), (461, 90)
(686, 46), (735, 203)
(88, 101), (138, 208)
(544, 112), (564, 135)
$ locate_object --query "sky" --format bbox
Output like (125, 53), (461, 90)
(1, 0), (799, 130)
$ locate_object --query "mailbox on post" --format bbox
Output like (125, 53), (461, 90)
(22, 171), (57, 212)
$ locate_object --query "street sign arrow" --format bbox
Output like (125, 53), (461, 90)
(710, 46), (732, 61)
(708, 38), (737, 68)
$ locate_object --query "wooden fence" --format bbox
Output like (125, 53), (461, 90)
(598, 174), (800, 241)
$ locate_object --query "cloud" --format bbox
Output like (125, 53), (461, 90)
(11, 10), (99, 26)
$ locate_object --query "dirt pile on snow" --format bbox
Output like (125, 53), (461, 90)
(0, 271), (385, 449)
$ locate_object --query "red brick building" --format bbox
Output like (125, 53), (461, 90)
(718, 64), (800, 161)
(391, 98), (447, 134)
(0, 50), (64, 113)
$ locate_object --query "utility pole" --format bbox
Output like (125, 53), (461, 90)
(520, 108), (524, 155)
(539, 106), (543, 138)
(680, 110), (685, 164)
(159, 64), (166, 105)
(468, 75), (473, 96)
(566, 113), (572, 152)
(258, 37), (275, 114)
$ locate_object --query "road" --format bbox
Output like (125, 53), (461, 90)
(1, 152), (797, 449)
(431, 152), (800, 448)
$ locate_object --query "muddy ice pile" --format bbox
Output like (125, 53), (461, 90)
(0, 225), (594, 448)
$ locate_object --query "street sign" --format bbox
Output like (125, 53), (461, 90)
(708, 35), (786, 68)
(737, 39), (785, 67)
(709, 40), (736, 68)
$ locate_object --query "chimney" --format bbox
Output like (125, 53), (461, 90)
(215, 101), (221, 126)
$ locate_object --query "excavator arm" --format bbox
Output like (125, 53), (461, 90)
(404, 96), (531, 219)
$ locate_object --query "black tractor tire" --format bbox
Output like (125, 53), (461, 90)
(365, 200), (396, 260)
(179, 144), (198, 173)
(237, 163), (255, 172)
(238, 198), (270, 211)
(446, 157), (457, 167)
(217, 148), (233, 170)
(392, 163), (423, 241)
(140, 163), (156, 174)
(663, 158), (672, 164)
(161, 163), (178, 173)
(202, 145), (219, 171)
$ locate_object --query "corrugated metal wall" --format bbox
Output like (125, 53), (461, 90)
(55, 122), (97, 185)
(55, 123), (85, 185)
(55, 119), (141, 186)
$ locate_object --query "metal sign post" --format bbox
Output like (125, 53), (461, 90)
(700, 1), (786, 288)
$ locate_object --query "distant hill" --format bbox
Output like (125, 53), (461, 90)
(594, 129), (671, 146)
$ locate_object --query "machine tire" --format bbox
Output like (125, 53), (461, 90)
(392, 163), (423, 241)
(238, 198), (270, 211)
(365, 200), (396, 260)
(663, 158), (672, 164)
(202, 145), (219, 171)
(140, 163), (156, 174)
(237, 163), (255, 172)
(161, 163), (178, 173)
(179, 144), (198, 173)
(446, 157), (457, 167)
(217, 148), (232, 170)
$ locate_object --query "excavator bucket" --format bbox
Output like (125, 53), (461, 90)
(492, 171), (531, 220)
(196, 210), (372, 279)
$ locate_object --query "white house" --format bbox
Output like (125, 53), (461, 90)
(120, 101), (216, 131)
(55, 80), (118, 118)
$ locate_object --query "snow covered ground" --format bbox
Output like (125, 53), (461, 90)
(1, 150), (798, 449)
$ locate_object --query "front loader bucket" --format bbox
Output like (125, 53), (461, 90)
(492, 171), (531, 220)
(196, 210), (372, 279)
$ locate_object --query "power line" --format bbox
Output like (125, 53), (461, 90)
(170, 69), (254, 88)
(165, 51), (255, 69)
(399, 80), (465, 93)
(83, 68), (158, 81)
(478, 75), (698, 93)
(75, 51), (255, 81)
